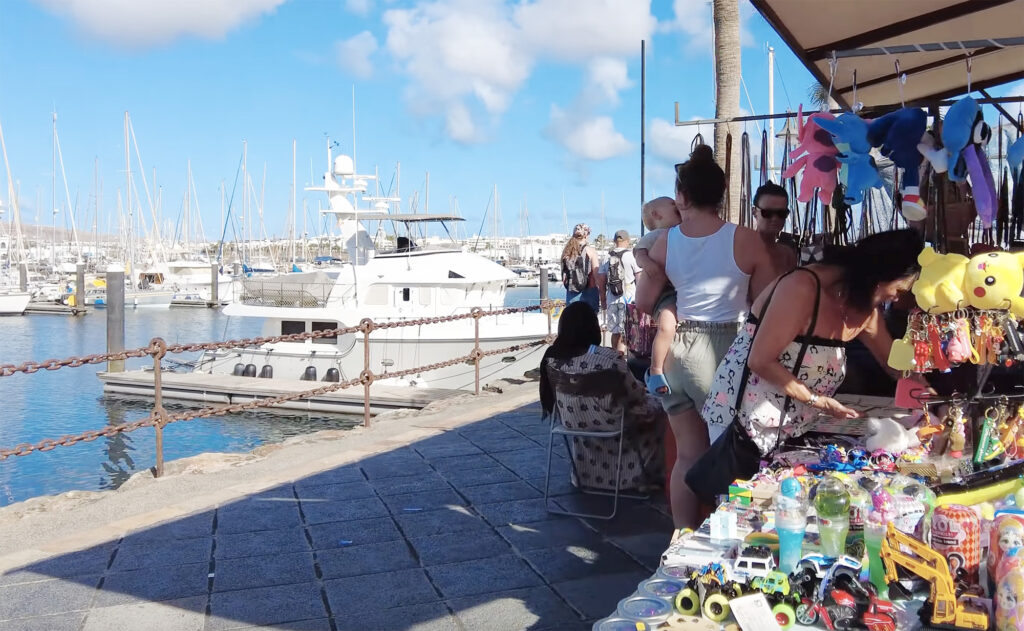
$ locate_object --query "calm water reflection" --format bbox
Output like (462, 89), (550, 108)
(0, 287), (541, 506)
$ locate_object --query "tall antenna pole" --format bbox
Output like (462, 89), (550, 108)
(768, 45), (776, 178)
(640, 39), (646, 236)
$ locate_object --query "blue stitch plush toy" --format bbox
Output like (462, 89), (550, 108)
(816, 113), (883, 205)
(867, 108), (928, 220)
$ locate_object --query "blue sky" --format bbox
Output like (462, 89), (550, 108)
(0, 0), (1018, 243)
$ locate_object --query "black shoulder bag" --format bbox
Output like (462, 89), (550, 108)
(684, 268), (823, 506)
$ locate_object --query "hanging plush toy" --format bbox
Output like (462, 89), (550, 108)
(867, 108), (928, 221)
(781, 105), (839, 206)
(816, 113), (883, 205)
(919, 97), (999, 228)
(1008, 134), (1024, 173)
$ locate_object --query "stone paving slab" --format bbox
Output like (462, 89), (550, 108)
(0, 399), (677, 630)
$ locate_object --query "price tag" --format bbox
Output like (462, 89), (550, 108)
(727, 593), (781, 631)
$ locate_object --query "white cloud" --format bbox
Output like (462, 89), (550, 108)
(648, 117), (706, 163)
(335, 30), (378, 78)
(344, 0), (372, 15)
(445, 102), (481, 144)
(381, 0), (655, 146)
(33, 0), (285, 47)
(584, 57), (632, 106)
(549, 107), (632, 161)
(1009, 81), (1024, 98)
(515, 0), (655, 62)
(662, 0), (755, 54)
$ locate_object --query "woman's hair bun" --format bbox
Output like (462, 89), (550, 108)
(689, 144), (714, 163)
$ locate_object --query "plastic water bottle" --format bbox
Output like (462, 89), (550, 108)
(815, 475), (851, 558)
(774, 478), (808, 574)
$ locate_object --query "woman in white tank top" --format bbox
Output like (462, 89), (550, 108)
(639, 145), (776, 528)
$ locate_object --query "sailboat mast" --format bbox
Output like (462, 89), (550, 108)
(51, 111), (57, 269)
(291, 139), (296, 265)
(242, 140), (248, 264)
(124, 111), (133, 278)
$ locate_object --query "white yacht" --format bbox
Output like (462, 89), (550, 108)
(0, 290), (30, 315)
(191, 147), (551, 391)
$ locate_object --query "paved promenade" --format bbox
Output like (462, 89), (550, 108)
(0, 385), (673, 630)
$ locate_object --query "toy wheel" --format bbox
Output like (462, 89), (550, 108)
(772, 602), (796, 629)
(675, 588), (699, 616)
(702, 592), (730, 622)
(731, 582), (744, 598)
(795, 602), (818, 625)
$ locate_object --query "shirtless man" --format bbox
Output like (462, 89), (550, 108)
(752, 181), (798, 275)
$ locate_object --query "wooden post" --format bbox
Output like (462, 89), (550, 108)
(539, 265), (548, 301)
(472, 309), (482, 395)
(106, 266), (125, 372)
(75, 263), (85, 314)
(152, 340), (165, 478)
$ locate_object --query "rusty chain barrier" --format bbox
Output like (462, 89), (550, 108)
(0, 302), (558, 476)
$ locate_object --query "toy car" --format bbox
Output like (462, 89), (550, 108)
(674, 563), (745, 623)
(791, 554), (864, 600)
(731, 545), (776, 581)
(795, 588), (896, 631)
(751, 570), (791, 596)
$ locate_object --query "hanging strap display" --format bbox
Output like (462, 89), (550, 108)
(724, 133), (733, 220)
(759, 129), (769, 187)
(740, 131), (753, 228)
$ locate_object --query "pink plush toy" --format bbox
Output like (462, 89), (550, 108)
(782, 105), (840, 206)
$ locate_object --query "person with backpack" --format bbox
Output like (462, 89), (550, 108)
(560, 223), (600, 311)
(599, 230), (642, 353)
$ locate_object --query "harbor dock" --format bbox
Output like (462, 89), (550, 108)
(99, 371), (464, 416)
(0, 380), (672, 630)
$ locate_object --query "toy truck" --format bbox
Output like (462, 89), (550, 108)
(878, 522), (990, 630)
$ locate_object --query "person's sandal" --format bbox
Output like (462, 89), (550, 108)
(645, 370), (671, 397)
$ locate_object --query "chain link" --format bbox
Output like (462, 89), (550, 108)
(0, 305), (547, 378)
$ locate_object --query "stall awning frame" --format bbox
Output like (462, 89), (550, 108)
(749, 0), (1024, 109)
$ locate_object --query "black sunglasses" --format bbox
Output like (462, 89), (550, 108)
(756, 206), (790, 220)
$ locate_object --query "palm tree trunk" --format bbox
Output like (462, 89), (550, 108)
(713, 0), (741, 223)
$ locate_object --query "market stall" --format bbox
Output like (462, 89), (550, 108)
(597, 2), (1024, 629)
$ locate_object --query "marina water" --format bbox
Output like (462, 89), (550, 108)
(0, 287), (541, 506)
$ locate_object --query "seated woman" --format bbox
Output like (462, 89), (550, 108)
(692, 229), (926, 503)
(540, 302), (665, 491)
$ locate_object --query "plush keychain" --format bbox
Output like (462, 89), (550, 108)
(867, 108), (928, 221)
(781, 105), (839, 206)
(816, 112), (883, 205)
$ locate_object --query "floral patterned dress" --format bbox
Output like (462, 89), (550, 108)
(545, 346), (665, 490)
(701, 317), (846, 455)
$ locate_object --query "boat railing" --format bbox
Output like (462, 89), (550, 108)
(239, 280), (335, 307)
(0, 302), (560, 478)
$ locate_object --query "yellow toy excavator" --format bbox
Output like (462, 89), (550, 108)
(878, 522), (990, 630)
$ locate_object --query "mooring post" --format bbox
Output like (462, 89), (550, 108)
(210, 262), (219, 307)
(472, 308), (482, 395)
(75, 262), (85, 314)
(539, 265), (549, 302)
(18, 262), (27, 292)
(152, 338), (166, 478)
(361, 318), (373, 428)
(106, 265), (125, 372)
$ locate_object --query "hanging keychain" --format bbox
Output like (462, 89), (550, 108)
(927, 317), (951, 371)
(975, 402), (1007, 464)
(1001, 404), (1024, 460)
(946, 404), (967, 458)
(946, 311), (974, 364)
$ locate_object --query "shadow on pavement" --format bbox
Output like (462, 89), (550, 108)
(0, 401), (673, 630)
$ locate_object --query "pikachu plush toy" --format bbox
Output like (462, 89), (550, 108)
(888, 247), (1024, 370)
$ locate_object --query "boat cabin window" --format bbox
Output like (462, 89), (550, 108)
(364, 284), (387, 306)
(401, 288), (411, 302)
(311, 321), (338, 345)
(282, 320), (305, 336)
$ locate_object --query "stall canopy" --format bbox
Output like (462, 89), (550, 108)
(750, 0), (1024, 109)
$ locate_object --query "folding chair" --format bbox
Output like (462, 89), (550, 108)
(543, 365), (647, 520)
